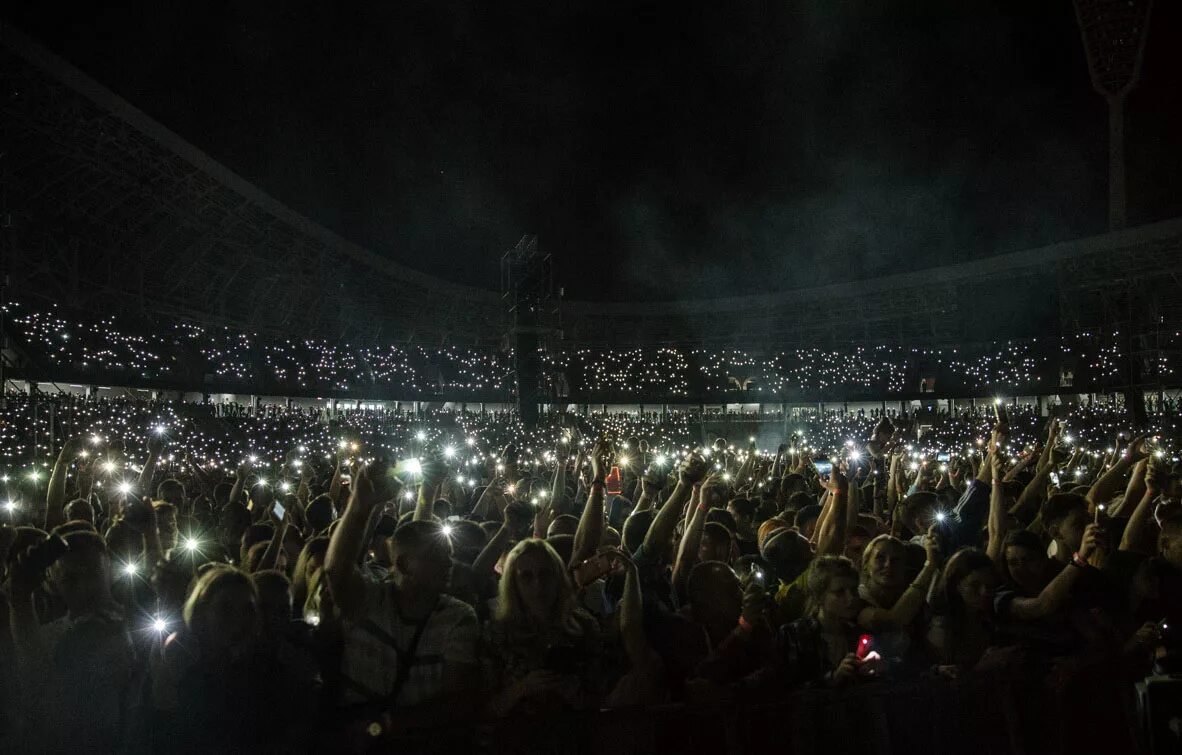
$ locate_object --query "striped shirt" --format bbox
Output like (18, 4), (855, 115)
(337, 581), (478, 708)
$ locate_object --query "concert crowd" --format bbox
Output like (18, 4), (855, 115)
(0, 393), (1179, 753)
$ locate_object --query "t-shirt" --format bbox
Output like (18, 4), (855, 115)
(337, 581), (478, 708)
(35, 607), (135, 751)
(629, 542), (676, 612)
(774, 564), (813, 627)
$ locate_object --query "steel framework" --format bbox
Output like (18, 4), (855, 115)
(3, 24), (1182, 359)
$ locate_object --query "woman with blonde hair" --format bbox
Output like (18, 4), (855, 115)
(482, 538), (604, 718)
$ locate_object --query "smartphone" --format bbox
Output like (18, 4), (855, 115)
(1094, 503), (1107, 525)
(573, 553), (615, 587)
(749, 562), (766, 589)
(856, 634), (874, 660)
(814, 460), (833, 476)
(936, 452), (950, 462)
(274, 501), (286, 521)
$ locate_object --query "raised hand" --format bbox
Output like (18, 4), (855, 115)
(590, 439), (613, 482)
(1079, 522), (1109, 569)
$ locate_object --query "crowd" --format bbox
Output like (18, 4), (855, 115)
(0, 390), (1179, 752)
(10, 300), (1177, 399)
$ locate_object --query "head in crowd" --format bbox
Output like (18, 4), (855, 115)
(63, 498), (95, 525)
(806, 554), (860, 622)
(157, 478), (186, 507)
(252, 568), (293, 637)
(940, 548), (997, 620)
(845, 525), (872, 563)
(48, 530), (113, 614)
(547, 514), (580, 538)
(699, 521), (733, 564)
(1159, 509), (1182, 569)
(183, 565), (259, 659)
(389, 520), (454, 595)
(1040, 493), (1089, 558)
(897, 492), (938, 537)
(862, 535), (908, 595)
(727, 497), (758, 540)
(219, 502), (251, 552)
(495, 538), (575, 630)
(762, 528), (812, 585)
(1001, 529), (1050, 593)
(793, 503), (822, 539)
(622, 509), (655, 555)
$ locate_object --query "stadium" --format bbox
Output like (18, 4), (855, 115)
(4, 24), (1182, 412)
(2, 5), (1182, 755)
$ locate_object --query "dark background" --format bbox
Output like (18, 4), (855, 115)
(6, 1), (1180, 302)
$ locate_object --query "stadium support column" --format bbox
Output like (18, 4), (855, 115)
(1124, 325), (1147, 426)
(500, 234), (559, 429)
(514, 307), (541, 428)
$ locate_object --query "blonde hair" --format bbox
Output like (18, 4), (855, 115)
(494, 539), (576, 632)
(861, 534), (906, 577)
(182, 564), (258, 636)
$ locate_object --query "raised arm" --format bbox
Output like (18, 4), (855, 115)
(1120, 461), (1163, 553)
(815, 469), (849, 557)
(569, 440), (611, 569)
(549, 444), (569, 511)
(470, 475), (500, 520)
(1003, 444), (1038, 483)
(472, 505), (516, 579)
(1087, 435), (1146, 507)
(414, 458), (446, 522)
(616, 550), (650, 668)
(642, 454), (706, 556)
(327, 452), (344, 505)
(672, 478), (714, 598)
(886, 451), (902, 518)
(1007, 525), (1105, 620)
(1035, 418), (1058, 473)
(136, 433), (166, 499)
(255, 518), (290, 573)
(228, 458), (251, 506)
(986, 454), (1008, 563)
(45, 435), (85, 529)
(324, 463), (399, 618)
(1111, 458), (1148, 517)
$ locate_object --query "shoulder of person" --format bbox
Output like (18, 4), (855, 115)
(434, 594), (479, 625)
(568, 607), (602, 637)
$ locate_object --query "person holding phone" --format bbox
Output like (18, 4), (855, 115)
(773, 555), (880, 687)
(482, 538), (606, 718)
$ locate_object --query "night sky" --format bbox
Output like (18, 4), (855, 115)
(7, 2), (1181, 302)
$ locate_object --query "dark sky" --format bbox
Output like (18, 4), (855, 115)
(7, 2), (1181, 302)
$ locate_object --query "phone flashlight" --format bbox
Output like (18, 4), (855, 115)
(856, 634), (873, 660)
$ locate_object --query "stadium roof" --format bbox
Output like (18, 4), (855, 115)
(4, 24), (1182, 350)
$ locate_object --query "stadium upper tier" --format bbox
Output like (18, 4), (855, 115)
(2, 298), (1175, 401)
(3, 25), (1182, 351)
